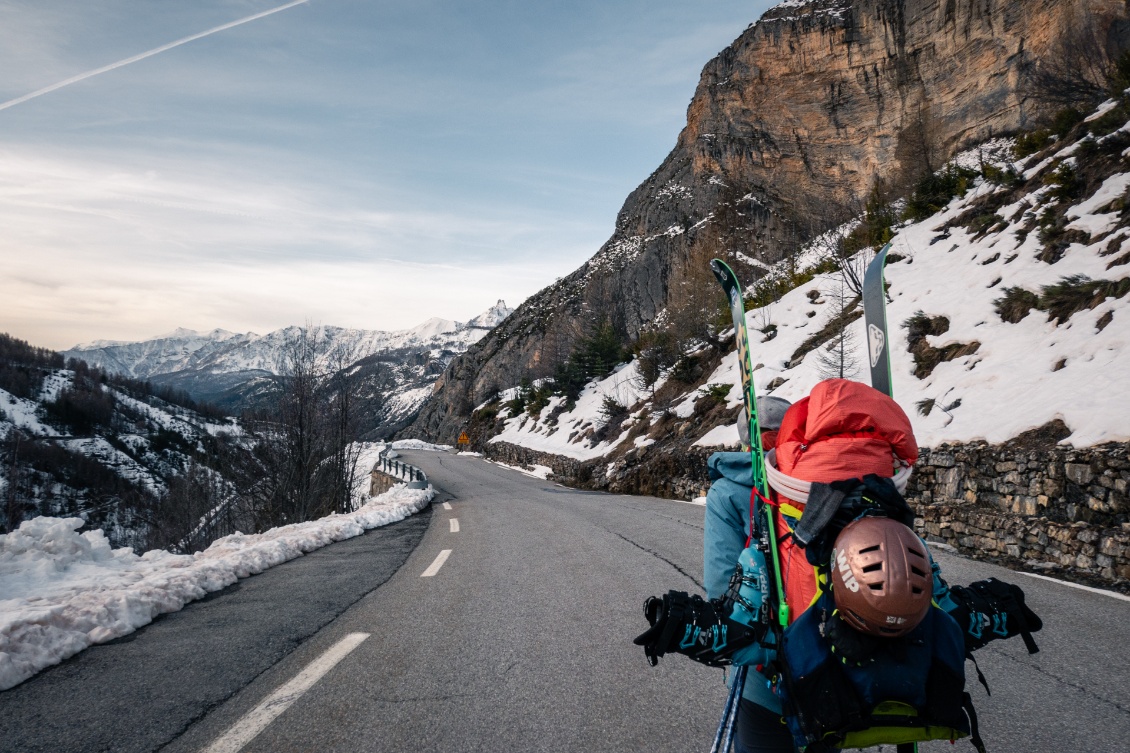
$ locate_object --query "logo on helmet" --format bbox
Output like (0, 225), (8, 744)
(833, 548), (859, 592)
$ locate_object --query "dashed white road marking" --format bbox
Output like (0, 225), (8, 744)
(450, 518), (460, 533)
(421, 549), (452, 577)
(201, 632), (369, 753)
(442, 502), (452, 510)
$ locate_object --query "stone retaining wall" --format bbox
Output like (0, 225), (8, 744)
(370, 470), (400, 496)
(485, 441), (713, 501)
(908, 442), (1130, 587)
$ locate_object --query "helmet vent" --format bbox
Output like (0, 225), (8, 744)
(911, 565), (927, 577)
(868, 583), (884, 591)
(862, 562), (883, 573)
(859, 544), (881, 554)
(911, 585), (924, 594)
(908, 547), (926, 560)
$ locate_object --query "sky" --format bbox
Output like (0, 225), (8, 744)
(0, 0), (775, 350)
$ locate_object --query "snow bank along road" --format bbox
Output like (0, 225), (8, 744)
(0, 507), (432, 753)
(5, 451), (1130, 752)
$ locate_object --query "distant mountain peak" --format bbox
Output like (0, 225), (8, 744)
(467, 300), (512, 329)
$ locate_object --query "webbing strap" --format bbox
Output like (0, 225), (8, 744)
(963, 691), (988, 753)
(967, 651), (991, 696)
(745, 486), (775, 547)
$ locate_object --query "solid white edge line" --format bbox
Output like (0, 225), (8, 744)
(1019, 571), (1130, 603)
(421, 549), (452, 577)
(450, 518), (460, 533)
(201, 632), (369, 753)
(442, 502), (452, 510)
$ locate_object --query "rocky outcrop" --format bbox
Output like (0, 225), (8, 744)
(408, 0), (1130, 443)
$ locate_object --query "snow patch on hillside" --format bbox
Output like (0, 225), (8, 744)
(690, 140), (1130, 447)
(490, 362), (661, 461)
(487, 103), (1130, 459)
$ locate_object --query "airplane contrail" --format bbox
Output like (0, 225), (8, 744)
(0, 0), (309, 113)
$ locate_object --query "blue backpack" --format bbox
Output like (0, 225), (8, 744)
(773, 593), (985, 752)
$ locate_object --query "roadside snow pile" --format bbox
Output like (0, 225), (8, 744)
(390, 439), (452, 452)
(487, 460), (554, 479)
(0, 483), (433, 691)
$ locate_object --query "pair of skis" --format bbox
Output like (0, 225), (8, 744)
(707, 245), (895, 753)
(712, 241), (893, 466)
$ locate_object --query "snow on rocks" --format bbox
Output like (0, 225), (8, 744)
(0, 483), (433, 691)
(584, 126), (1130, 453)
(489, 360), (657, 461)
(704, 145), (1130, 447)
(0, 387), (60, 438)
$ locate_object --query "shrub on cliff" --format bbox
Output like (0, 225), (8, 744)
(994, 287), (1041, 323)
(903, 165), (978, 221)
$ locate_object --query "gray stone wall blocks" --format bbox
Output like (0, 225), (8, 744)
(909, 443), (1130, 585)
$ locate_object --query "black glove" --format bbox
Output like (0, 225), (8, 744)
(633, 590), (759, 667)
(943, 578), (1043, 654)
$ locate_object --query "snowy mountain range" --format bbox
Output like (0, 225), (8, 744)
(65, 301), (512, 381)
(64, 301), (513, 434)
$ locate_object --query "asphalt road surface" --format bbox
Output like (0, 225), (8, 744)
(3, 450), (1129, 753)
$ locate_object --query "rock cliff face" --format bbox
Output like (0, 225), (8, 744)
(408, 0), (1130, 443)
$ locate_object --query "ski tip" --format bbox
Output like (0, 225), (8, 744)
(709, 258), (730, 284)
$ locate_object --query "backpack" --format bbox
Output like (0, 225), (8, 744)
(765, 476), (988, 751)
(773, 593), (984, 752)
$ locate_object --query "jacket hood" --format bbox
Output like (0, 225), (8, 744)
(708, 451), (755, 486)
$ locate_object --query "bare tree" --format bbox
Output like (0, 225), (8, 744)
(145, 459), (238, 553)
(806, 205), (877, 298)
(234, 325), (365, 529)
(816, 273), (862, 381)
(2, 430), (28, 533)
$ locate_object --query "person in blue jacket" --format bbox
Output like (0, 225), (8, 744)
(704, 397), (796, 753)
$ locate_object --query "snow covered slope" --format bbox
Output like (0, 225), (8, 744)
(1, 366), (238, 547)
(481, 99), (1130, 461)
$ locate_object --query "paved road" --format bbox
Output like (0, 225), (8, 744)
(4, 450), (1129, 752)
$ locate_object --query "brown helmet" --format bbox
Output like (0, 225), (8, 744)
(830, 516), (932, 637)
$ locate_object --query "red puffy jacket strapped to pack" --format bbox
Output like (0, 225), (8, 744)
(768, 379), (918, 621)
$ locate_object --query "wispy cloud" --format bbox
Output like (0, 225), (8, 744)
(0, 148), (594, 348)
(0, 1), (310, 112)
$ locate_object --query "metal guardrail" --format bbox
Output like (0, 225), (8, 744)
(377, 451), (429, 489)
